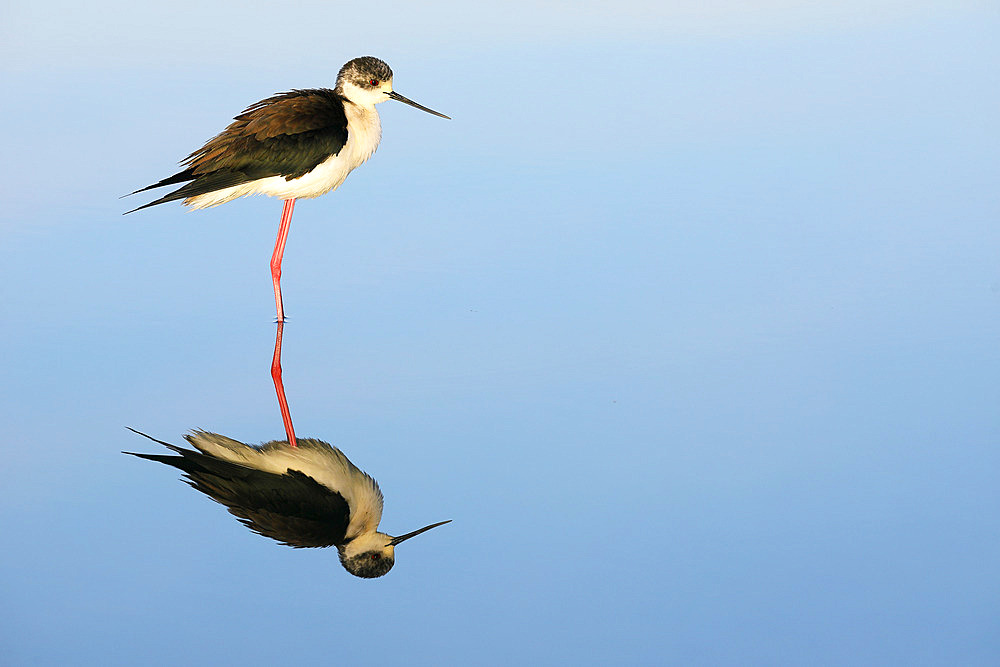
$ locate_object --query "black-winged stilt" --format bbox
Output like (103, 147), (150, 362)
(126, 428), (450, 578)
(125, 56), (449, 322)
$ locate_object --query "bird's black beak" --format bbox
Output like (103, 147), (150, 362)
(387, 91), (451, 119)
(389, 519), (452, 546)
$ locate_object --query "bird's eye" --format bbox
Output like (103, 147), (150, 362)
(369, 78), (379, 86)
(371, 553), (379, 560)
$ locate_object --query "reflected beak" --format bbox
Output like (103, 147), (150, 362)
(389, 519), (452, 546)
(387, 91), (451, 119)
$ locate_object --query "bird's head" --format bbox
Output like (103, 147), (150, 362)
(337, 56), (394, 107)
(337, 56), (450, 119)
(338, 532), (396, 579)
(337, 520), (451, 579)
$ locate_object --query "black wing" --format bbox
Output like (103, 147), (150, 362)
(125, 88), (349, 212)
(125, 429), (350, 548)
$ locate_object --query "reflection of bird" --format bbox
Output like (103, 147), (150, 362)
(125, 56), (450, 322)
(126, 429), (450, 578)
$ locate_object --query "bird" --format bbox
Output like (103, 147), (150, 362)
(124, 56), (450, 322)
(125, 428), (450, 578)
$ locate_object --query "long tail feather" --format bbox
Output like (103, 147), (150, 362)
(123, 169), (258, 214)
(125, 168), (197, 197)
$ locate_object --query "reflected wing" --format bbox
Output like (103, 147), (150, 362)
(126, 433), (350, 549)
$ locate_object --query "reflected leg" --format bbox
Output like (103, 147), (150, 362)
(271, 320), (297, 447)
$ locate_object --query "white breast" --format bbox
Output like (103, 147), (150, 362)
(185, 103), (383, 209)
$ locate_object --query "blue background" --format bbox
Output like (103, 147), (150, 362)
(2, 2), (998, 664)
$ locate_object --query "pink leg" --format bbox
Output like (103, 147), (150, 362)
(271, 320), (298, 447)
(270, 198), (296, 322)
